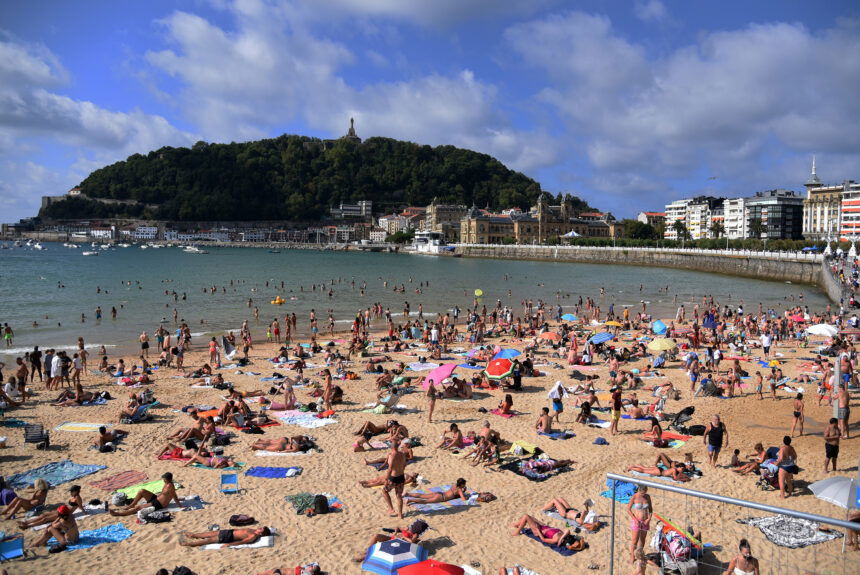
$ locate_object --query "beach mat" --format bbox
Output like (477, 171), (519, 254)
(490, 408), (516, 418)
(48, 523), (134, 552)
(33, 505), (107, 530)
(521, 528), (580, 556)
(190, 461), (245, 471)
(406, 485), (478, 513)
(272, 410), (338, 429)
(245, 466), (302, 479)
(0, 418), (27, 428)
(90, 470), (148, 492)
(55, 422), (108, 432)
(7, 460), (107, 489)
(201, 529), (277, 550)
(736, 516), (843, 549)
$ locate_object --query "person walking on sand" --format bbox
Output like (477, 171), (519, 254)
(703, 414), (728, 468)
(824, 417), (840, 473)
(610, 386), (622, 436)
(837, 383), (850, 439)
(426, 379), (437, 423)
(790, 393), (805, 437)
(381, 441), (407, 518)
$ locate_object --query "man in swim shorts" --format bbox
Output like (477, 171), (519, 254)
(382, 441), (407, 519)
(180, 526), (271, 548)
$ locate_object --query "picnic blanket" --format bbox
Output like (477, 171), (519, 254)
(7, 460), (107, 489)
(521, 528), (579, 556)
(116, 479), (183, 499)
(499, 458), (571, 482)
(90, 470), (148, 492)
(406, 485), (478, 513)
(272, 410), (337, 429)
(245, 466), (302, 479)
(736, 516), (843, 548)
(54, 422), (108, 432)
(284, 493), (344, 514)
(48, 523), (134, 552)
(201, 527), (277, 550)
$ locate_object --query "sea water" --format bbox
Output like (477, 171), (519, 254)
(0, 243), (828, 361)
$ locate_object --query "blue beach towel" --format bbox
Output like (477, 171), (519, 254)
(245, 466), (302, 479)
(0, 419), (27, 428)
(600, 479), (637, 504)
(7, 460), (107, 489)
(538, 431), (575, 440)
(48, 523), (134, 551)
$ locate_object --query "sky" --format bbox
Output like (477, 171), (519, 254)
(1, 0), (859, 223)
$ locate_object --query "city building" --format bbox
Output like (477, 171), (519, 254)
(377, 214), (410, 234)
(424, 199), (468, 243)
(802, 157), (842, 240)
(745, 190), (804, 240)
(837, 180), (860, 239)
(330, 200), (373, 220)
(663, 199), (693, 240)
(636, 212), (666, 228)
(723, 198), (747, 239)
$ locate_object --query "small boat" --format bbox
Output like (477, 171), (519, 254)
(82, 251), (99, 256)
(268, 250), (281, 254)
(33, 243), (45, 250)
(183, 246), (209, 254)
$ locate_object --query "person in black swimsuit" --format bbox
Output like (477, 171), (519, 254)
(180, 526), (271, 548)
(109, 472), (184, 516)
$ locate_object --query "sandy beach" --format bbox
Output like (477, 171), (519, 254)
(0, 315), (858, 575)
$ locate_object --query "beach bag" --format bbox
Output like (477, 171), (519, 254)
(229, 514), (256, 526)
(241, 425), (264, 434)
(171, 567), (196, 575)
(477, 492), (496, 503)
(687, 425), (706, 436)
(668, 534), (691, 560)
(212, 434), (230, 446)
(138, 507), (171, 523)
(312, 494), (329, 515)
(111, 492), (130, 506)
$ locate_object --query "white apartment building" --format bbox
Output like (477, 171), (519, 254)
(664, 199), (692, 239)
(377, 215), (410, 234)
(723, 198), (747, 239)
(131, 226), (158, 240)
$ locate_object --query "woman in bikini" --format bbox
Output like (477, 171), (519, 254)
(426, 379), (437, 423)
(436, 423), (465, 450)
(510, 514), (586, 551)
(183, 447), (236, 469)
(403, 479), (468, 505)
(497, 394), (514, 415)
(643, 417), (667, 447)
(626, 462), (691, 482)
(1, 479), (49, 519)
(722, 538), (760, 575)
(541, 497), (599, 530)
(251, 436), (314, 453)
(30, 504), (79, 550)
(17, 484), (84, 529)
(627, 485), (652, 562)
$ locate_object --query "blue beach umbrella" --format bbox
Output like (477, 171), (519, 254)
(362, 539), (427, 574)
(589, 332), (615, 345)
(651, 320), (667, 335)
(493, 348), (521, 360)
(561, 313), (578, 321)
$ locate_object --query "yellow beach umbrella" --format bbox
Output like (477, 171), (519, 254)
(474, 289), (483, 297)
(647, 338), (677, 352)
(604, 321), (623, 327)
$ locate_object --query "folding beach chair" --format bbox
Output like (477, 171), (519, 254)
(0, 533), (25, 562)
(23, 424), (49, 449)
(121, 404), (153, 424)
(220, 473), (240, 494)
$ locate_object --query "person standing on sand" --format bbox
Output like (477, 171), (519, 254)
(426, 379), (437, 423)
(271, 318), (281, 344)
(837, 383), (850, 439)
(790, 393), (805, 436)
(703, 414), (728, 468)
(610, 386), (622, 436)
(382, 441), (407, 518)
(824, 417), (840, 472)
(139, 331), (150, 358)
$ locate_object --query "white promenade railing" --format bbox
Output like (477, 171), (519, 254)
(455, 243), (824, 263)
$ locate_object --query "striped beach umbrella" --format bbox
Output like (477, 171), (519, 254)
(485, 357), (514, 380)
(362, 539), (427, 574)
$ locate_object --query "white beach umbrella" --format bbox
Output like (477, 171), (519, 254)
(809, 476), (858, 509)
(806, 324), (838, 337)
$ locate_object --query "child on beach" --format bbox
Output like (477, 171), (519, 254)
(731, 449), (741, 468)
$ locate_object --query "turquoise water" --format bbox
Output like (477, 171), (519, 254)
(0, 243), (827, 361)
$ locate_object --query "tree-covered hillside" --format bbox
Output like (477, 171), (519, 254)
(41, 135), (553, 221)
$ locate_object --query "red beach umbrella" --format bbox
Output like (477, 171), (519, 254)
(398, 560), (465, 575)
(485, 357), (514, 380)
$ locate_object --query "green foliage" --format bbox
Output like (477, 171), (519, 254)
(672, 219), (692, 240)
(41, 135), (546, 221)
(621, 219), (659, 240)
(748, 218), (764, 238)
(500, 236), (517, 245)
(385, 230), (415, 244)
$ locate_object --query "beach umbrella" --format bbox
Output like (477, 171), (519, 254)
(809, 476), (859, 509)
(424, 363), (458, 388)
(485, 357), (514, 379)
(398, 560), (465, 575)
(493, 348), (521, 360)
(806, 324), (838, 337)
(474, 289), (483, 297)
(647, 338), (677, 352)
(840, 326), (860, 335)
(589, 332), (614, 345)
(604, 321), (622, 327)
(362, 539), (427, 575)
(561, 313), (578, 321)
(767, 360), (781, 367)
(539, 332), (562, 341)
(790, 314), (805, 322)
(651, 320), (667, 335)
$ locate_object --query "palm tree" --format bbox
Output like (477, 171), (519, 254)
(748, 218), (764, 239)
(672, 219), (690, 241)
(709, 221), (725, 239)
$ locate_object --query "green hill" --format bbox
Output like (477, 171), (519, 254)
(40, 135), (562, 221)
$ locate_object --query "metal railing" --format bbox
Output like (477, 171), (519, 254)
(605, 473), (859, 575)
(456, 244), (824, 262)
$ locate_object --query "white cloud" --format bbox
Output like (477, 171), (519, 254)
(145, 4), (556, 172)
(634, 0), (668, 24)
(506, 13), (860, 207)
(0, 37), (196, 221)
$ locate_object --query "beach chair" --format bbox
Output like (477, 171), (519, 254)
(0, 533), (25, 562)
(121, 404), (153, 424)
(23, 424), (49, 449)
(220, 473), (240, 494)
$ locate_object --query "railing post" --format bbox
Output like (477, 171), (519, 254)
(609, 479), (617, 575)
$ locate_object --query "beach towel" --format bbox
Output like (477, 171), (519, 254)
(33, 504), (107, 530)
(284, 493), (344, 514)
(190, 461), (245, 471)
(621, 415), (651, 420)
(69, 397), (108, 407)
(116, 479), (183, 499)
(642, 431), (691, 442)
(628, 470), (697, 484)
(543, 510), (602, 533)
(255, 450), (315, 457)
(406, 485), (478, 513)
(245, 466), (302, 479)
(7, 460), (107, 489)
(586, 418), (612, 429)
(600, 479), (637, 504)
(506, 440), (540, 456)
(521, 528), (579, 556)
(499, 459), (572, 482)
(90, 470), (148, 492)
(490, 408), (516, 418)
(272, 410), (337, 429)
(48, 523), (134, 552)
(538, 430), (575, 440)
(0, 419), (27, 427)
(54, 422), (108, 432)
(736, 516), (843, 548)
(407, 362), (439, 371)
(201, 528), (277, 550)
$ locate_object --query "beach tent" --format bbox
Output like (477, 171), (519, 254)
(651, 320), (667, 335)
(560, 230), (581, 238)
